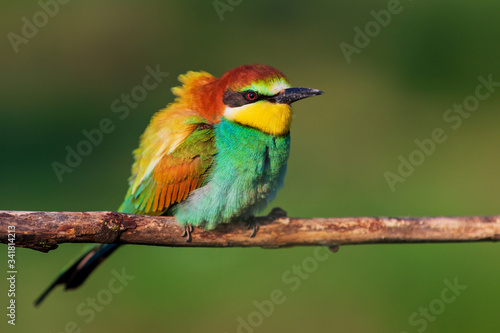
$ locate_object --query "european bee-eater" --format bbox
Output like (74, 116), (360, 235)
(35, 64), (323, 306)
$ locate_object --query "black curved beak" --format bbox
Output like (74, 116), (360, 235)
(269, 87), (324, 104)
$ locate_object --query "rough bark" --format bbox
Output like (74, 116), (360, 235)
(1, 208), (499, 252)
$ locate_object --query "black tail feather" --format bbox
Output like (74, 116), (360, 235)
(35, 244), (120, 306)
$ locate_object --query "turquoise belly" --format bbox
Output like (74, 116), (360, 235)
(174, 118), (290, 229)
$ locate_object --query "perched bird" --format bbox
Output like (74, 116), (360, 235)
(35, 64), (323, 306)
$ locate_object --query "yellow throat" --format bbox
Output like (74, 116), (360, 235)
(224, 101), (292, 136)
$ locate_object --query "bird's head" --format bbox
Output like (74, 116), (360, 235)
(219, 64), (323, 136)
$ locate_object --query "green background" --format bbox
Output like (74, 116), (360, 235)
(1, 1), (500, 332)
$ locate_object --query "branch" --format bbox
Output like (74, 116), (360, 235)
(1, 208), (500, 252)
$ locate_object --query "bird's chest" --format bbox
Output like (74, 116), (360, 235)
(175, 120), (290, 228)
(214, 120), (290, 191)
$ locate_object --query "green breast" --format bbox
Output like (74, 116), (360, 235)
(174, 117), (290, 229)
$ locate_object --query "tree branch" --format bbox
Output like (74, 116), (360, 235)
(1, 208), (500, 252)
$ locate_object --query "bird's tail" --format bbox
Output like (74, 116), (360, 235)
(34, 243), (120, 306)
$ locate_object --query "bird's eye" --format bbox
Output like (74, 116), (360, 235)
(244, 91), (258, 101)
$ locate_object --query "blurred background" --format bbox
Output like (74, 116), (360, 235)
(1, 0), (500, 332)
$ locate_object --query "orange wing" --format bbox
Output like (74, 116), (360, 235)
(119, 121), (216, 215)
(118, 71), (219, 215)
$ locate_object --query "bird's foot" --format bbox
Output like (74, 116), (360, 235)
(246, 217), (260, 238)
(181, 224), (193, 242)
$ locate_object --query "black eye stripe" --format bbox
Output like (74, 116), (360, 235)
(222, 90), (247, 107)
(222, 90), (273, 107)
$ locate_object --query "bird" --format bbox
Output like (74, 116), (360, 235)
(34, 64), (323, 306)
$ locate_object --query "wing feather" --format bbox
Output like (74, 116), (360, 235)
(119, 122), (216, 215)
(118, 71), (219, 215)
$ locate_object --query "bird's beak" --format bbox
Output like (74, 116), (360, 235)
(269, 87), (324, 104)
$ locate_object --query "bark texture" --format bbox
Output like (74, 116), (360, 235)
(1, 208), (500, 252)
